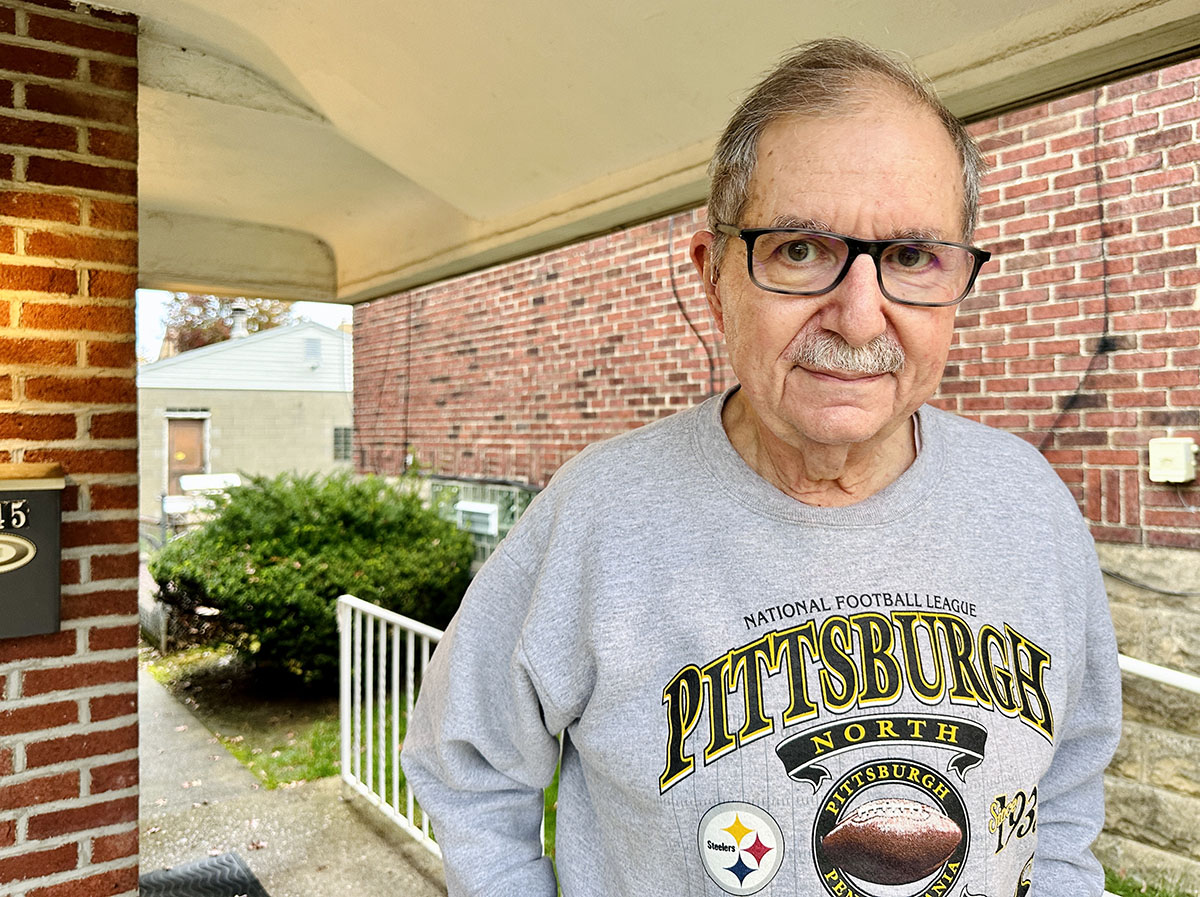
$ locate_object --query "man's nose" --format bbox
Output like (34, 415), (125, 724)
(817, 253), (889, 347)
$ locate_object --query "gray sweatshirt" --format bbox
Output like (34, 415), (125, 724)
(403, 392), (1122, 897)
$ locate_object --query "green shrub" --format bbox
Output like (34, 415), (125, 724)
(150, 471), (473, 685)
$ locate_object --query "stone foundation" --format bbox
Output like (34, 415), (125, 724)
(1098, 542), (1200, 891)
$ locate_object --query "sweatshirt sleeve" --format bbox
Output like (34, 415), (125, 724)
(400, 548), (567, 897)
(1030, 560), (1122, 897)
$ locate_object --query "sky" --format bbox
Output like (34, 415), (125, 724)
(135, 289), (354, 363)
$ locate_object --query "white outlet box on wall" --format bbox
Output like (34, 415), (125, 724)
(1148, 437), (1198, 483)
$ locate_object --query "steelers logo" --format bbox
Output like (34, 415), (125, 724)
(697, 802), (784, 895)
(0, 534), (36, 575)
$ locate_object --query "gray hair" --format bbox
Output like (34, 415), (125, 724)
(707, 37), (985, 268)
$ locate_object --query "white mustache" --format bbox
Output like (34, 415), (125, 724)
(786, 331), (906, 376)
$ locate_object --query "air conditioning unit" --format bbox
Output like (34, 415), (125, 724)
(455, 500), (499, 536)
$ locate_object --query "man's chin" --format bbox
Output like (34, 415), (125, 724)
(781, 405), (901, 450)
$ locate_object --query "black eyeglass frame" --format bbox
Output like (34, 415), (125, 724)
(713, 223), (992, 308)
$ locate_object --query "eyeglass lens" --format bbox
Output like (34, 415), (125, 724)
(749, 231), (976, 305)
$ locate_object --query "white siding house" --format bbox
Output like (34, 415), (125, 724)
(137, 322), (354, 520)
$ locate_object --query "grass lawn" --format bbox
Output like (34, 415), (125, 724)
(1106, 868), (1196, 897)
(142, 643), (342, 789)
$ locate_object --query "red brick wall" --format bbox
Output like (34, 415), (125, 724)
(355, 208), (731, 487)
(354, 58), (1200, 547)
(943, 59), (1200, 547)
(0, 2), (139, 895)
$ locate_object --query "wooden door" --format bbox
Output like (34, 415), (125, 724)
(167, 418), (206, 495)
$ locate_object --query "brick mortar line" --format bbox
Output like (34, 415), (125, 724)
(58, 576), (139, 593)
(7, 2), (138, 34)
(17, 753), (139, 781)
(2, 114), (136, 138)
(0, 29), (139, 57)
(1, 214), (138, 236)
(3, 364), (137, 375)
(0, 440), (137, 451)
(4, 660), (138, 687)
(59, 551), (140, 566)
(5, 297), (138, 307)
(3, 642), (139, 668)
(0, 145), (138, 170)
(58, 438), (142, 450)
(0, 839), (136, 867)
(57, 474), (139, 485)
(0, 370), (135, 384)
(0, 259), (138, 274)
(81, 784), (138, 803)
(0, 370), (138, 382)
(23, 615), (138, 634)
(0, 185), (137, 210)
(0, 66), (136, 99)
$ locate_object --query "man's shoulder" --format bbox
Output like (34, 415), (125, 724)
(494, 400), (714, 565)
(922, 404), (1075, 497)
(552, 398), (711, 487)
(924, 403), (1047, 460)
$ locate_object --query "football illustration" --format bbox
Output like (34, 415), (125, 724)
(821, 797), (963, 885)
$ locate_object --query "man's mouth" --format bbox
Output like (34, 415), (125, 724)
(800, 365), (887, 383)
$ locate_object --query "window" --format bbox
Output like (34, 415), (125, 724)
(333, 426), (353, 461)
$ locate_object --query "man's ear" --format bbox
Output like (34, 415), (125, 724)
(689, 229), (725, 334)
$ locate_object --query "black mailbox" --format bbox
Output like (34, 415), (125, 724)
(0, 463), (66, 639)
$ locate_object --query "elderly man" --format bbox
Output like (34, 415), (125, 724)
(402, 38), (1121, 897)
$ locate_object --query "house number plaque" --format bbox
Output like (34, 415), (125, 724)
(0, 464), (66, 639)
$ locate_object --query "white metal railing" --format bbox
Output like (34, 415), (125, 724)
(1118, 652), (1200, 695)
(337, 593), (443, 857)
(1098, 654), (1200, 897)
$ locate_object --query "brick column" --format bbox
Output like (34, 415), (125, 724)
(1, 2), (139, 895)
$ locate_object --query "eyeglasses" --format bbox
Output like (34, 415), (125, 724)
(714, 224), (991, 307)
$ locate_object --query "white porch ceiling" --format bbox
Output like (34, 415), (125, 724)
(101, 0), (1200, 304)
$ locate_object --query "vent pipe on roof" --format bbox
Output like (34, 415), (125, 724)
(230, 299), (250, 339)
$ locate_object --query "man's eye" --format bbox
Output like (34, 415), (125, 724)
(893, 245), (935, 268)
(782, 240), (818, 263)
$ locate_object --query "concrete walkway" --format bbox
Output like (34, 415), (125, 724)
(138, 586), (447, 896)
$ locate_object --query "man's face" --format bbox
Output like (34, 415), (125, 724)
(693, 92), (966, 452)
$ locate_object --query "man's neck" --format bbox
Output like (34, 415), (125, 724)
(721, 391), (917, 508)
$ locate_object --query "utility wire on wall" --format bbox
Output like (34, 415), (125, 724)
(667, 214), (719, 397)
(1037, 87), (1119, 452)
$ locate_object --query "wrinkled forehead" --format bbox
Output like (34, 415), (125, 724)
(744, 98), (967, 236)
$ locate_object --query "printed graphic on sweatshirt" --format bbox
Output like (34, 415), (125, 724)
(814, 759), (967, 894)
(1013, 856), (1034, 896)
(697, 802), (784, 895)
(659, 609), (1052, 794)
(664, 602), (1054, 896)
